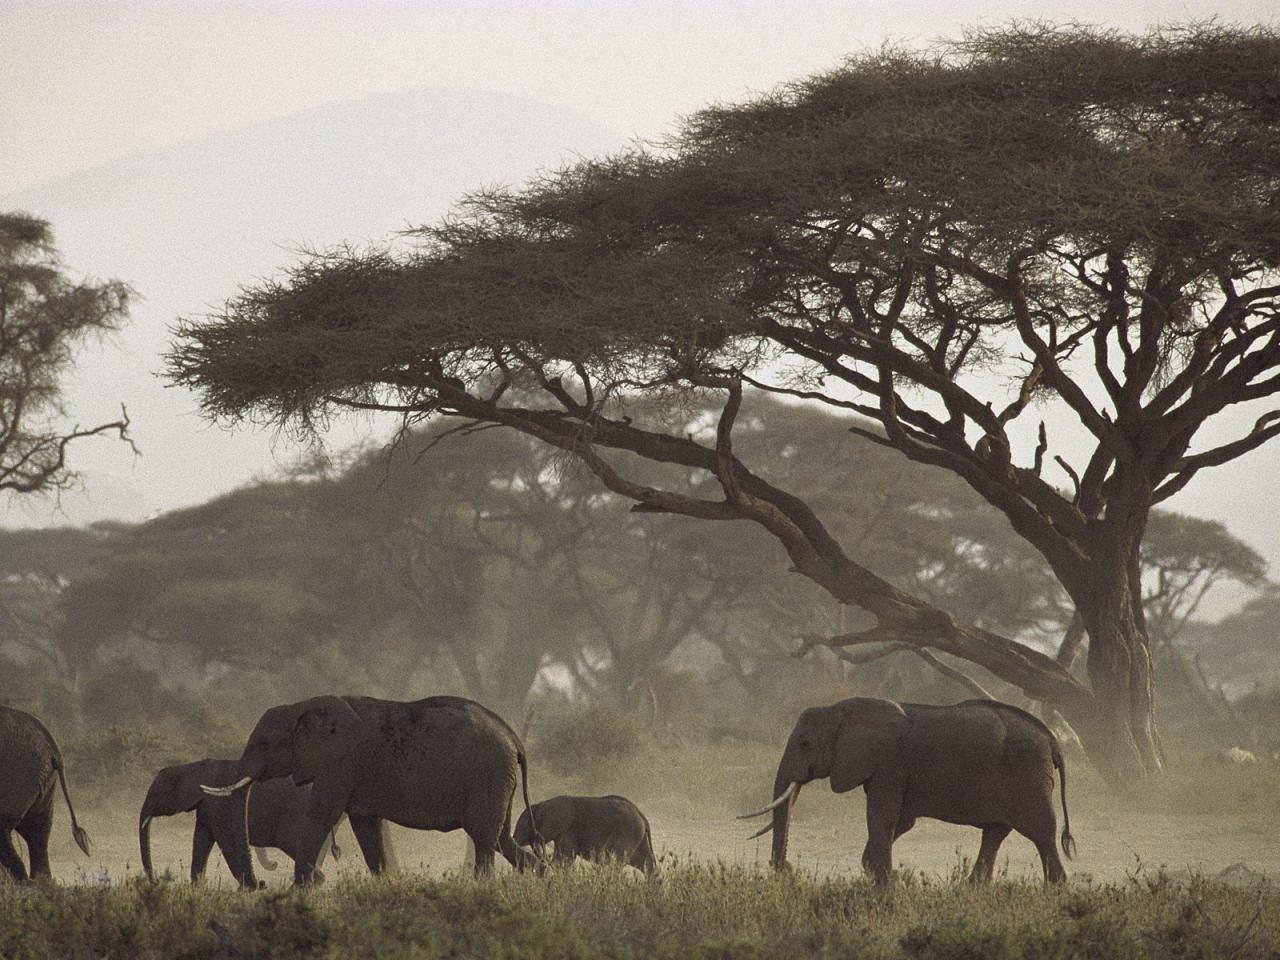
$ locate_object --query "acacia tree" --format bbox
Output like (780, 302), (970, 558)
(169, 25), (1280, 779)
(0, 213), (132, 492)
(1139, 512), (1267, 654)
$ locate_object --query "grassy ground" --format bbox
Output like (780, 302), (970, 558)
(6, 740), (1280, 958)
(2, 866), (1277, 959)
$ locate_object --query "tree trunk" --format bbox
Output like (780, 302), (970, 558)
(1072, 520), (1164, 781)
(494, 630), (545, 722)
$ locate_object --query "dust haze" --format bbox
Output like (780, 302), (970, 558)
(3, 0), (1280, 915)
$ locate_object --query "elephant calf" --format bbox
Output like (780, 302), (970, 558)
(514, 795), (657, 874)
(140, 759), (342, 887)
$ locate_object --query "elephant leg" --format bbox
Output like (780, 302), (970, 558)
(969, 824), (1012, 884)
(0, 828), (29, 882)
(190, 819), (216, 883)
(495, 802), (536, 874)
(16, 803), (54, 880)
(628, 842), (656, 874)
(466, 817), (500, 876)
(553, 844), (575, 866)
(1031, 834), (1067, 883)
(209, 807), (256, 888)
(632, 849), (660, 880)
(861, 784), (901, 886)
(291, 788), (346, 885)
(1010, 804), (1066, 883)
(463, 790), (515, 877)
(350, 815), (390, 875)
(893, 815), (916, 840)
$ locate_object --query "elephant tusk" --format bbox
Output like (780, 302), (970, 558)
(746, 822), (774, 840)
(736, 782), (797, 819)
(201, 776), (254, 797)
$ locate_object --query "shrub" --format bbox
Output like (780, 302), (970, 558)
(61, 726), (185, 788)
(534, 702), (643, 781)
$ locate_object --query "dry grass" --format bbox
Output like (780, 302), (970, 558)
(1, 866), (1277, 960)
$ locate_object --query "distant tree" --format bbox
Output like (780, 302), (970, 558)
(169, 25), (1280, 778)
(55, 480), (390, 696)
(1140, 512), (1267, 654)
(1180, 586), (1280, 695)
(337, 427), (593, 714)
(0, 214), (132, 493)
(0, 525), (122, 681)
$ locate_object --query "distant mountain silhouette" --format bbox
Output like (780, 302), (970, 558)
(0, 88), (622, 525)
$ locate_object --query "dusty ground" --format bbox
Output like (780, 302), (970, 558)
(32, 744), (1280, 889)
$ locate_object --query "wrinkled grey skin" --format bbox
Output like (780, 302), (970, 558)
(751, 698), (1075, 885)
(139, 759), (346, 887)
(217, 694), (539, 882)
(514, 795), (656, 874)
(0, 706), (90, 881)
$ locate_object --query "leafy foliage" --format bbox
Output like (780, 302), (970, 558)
(0, 213), (132, 493)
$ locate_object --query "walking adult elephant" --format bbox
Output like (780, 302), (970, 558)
(139, 759), (349, 886)
(740, 698), (1076, 884)
(204, 695), (539, 881)
(0, 706), (91, 881)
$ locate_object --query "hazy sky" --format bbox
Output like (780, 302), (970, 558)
(3, 0), (1279, 612)
(6, 0), (1276, 196)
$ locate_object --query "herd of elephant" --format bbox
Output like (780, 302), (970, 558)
(0, 693), (1077, 887)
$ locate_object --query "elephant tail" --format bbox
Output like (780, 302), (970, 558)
(517, 750), (543, 852)
(641, 823), (658, 875)
(1052, 742), (1076, 860)
(53, 755), (91, 857)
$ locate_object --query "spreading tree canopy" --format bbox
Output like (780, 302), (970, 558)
(0, 214), (132, 493)
(169, 24), (1280, 780)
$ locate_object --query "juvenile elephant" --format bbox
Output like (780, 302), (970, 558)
(0, 706), (91, 881)
(514, 795), (657, 874)
(204, 694), (539, 881)
(741, 698), (1076, 884)
(139, 759), (346, 887)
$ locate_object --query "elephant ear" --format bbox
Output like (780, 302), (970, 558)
(830, 699), (911, 794)
(172, 766), (216, 812)
(180, 760), (241, 810)
(291, 697), (364, 784)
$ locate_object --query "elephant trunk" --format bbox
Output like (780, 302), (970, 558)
(769, 767), (801, 870)
(139, 811), (155, 881)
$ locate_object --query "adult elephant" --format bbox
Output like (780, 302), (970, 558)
(204, 695), (539, 880)
(139, 759), (349, 886)
(740, 698), (1076, 884)
(0, 706), (91, 881)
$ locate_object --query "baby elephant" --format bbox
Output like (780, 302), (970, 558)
(514, 795), (656, 874)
